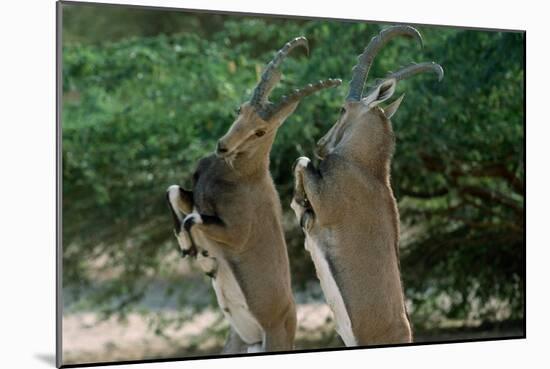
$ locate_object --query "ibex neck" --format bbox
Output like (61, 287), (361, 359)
(233, 155), (270, 179)
(339, 145), (392, 183)
(338, 125), (395, 183)
(363, 155), (392, 183)
(231, 135), (275, 179)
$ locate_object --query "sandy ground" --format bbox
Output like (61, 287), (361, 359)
(61, 249), (523, 365)
(62, 302), (523, 366)
(62, 303), (338, 365)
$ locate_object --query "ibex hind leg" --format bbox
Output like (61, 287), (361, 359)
(262, 326), (293, 352)
(381, 320), (413, 344)
(355, 319), (412, 346)
(262, 309), (297, 352)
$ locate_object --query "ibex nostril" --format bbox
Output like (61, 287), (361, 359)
(216, 142), (228, 154)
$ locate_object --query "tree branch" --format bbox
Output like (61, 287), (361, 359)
(459, 185), (523, 214)
(400, 187), (449, 199)
(469, 163), (524, 195)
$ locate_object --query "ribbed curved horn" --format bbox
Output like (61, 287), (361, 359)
(347, 25), (423, 102)
(364, 62), (444, 97)
(263, 78), (342, 119)
(250, 36), (309, 109)
(386, 62), (444, 83)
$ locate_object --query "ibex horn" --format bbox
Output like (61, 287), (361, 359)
(250, 36), (309, 109)
(347, 25), (423, 102)
(387, 62), (444, 82)
(365, 62), (444, 96)
(265, 78), (342, 118)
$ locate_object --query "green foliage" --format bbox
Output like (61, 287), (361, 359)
(62, 7), (524, 329)
(393, 31), (525, 322)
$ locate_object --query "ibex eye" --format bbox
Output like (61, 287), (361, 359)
(255, 130), (266, 137)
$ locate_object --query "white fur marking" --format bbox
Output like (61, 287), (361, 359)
(290, 198), (305, 221)
(295, 156), (311, 172)
(175, 230), (192, 252)
(196, 251), (217, 275)
(167, 185), (183, 219)
(168, 185), (194, 252)
(184, 211), (203, 225)
(305, 235), (357, 346)
(212, 258), (263, 345)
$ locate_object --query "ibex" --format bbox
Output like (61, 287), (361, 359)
(291, 26), (443, 346)
(166, 37), (341, 353)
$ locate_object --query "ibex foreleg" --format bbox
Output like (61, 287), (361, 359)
(262, 315), (296, 352)
(166, 185), (198, 257)
(184, 212), (251, 253)
(291, 156), (322, 231)
(167, 185), (220, 277)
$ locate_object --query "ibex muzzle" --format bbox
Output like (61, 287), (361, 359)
(292, 25), (443, 346)
(167, 36), (340, 353)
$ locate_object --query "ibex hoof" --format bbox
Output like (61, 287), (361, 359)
(181, 246), (198, 258)
(197, 251), (218, 278)
(174, 229), (197, 258)
(293, 156), (311, 173)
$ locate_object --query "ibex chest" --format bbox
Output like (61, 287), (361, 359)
(207, 255), (263, 345)
(304, 233), (357, 346)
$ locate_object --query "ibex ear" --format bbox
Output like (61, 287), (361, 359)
(383, 94), (405, 119)
(363, 78), (397, 109)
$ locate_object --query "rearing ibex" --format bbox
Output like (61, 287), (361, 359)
(167, 37), (341, 353)
(291, 26), (443, 346)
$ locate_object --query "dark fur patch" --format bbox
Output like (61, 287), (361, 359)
(206, 270), (216, 279)
(187, 246), (198, 258)
(180, 246), (198, 259)
(201, 214), (225, 226)
(300, 209), (314, 229)
(305, 160), (322, 179)
(183, 217), (195, 232)
(179, 187), (193, 206)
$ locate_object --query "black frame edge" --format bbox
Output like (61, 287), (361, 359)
(59, 335), (526, 368)
(56, 2), (527, 368)
(58, 0), (526, 34)
(56, 1), (64, 367)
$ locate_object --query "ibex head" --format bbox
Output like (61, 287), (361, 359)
(216, 37), (341, 163)
(316, 26), (443, 161)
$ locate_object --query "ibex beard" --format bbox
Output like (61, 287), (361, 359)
(167, 36), (341, 354)
(292, 25), (444, 346)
